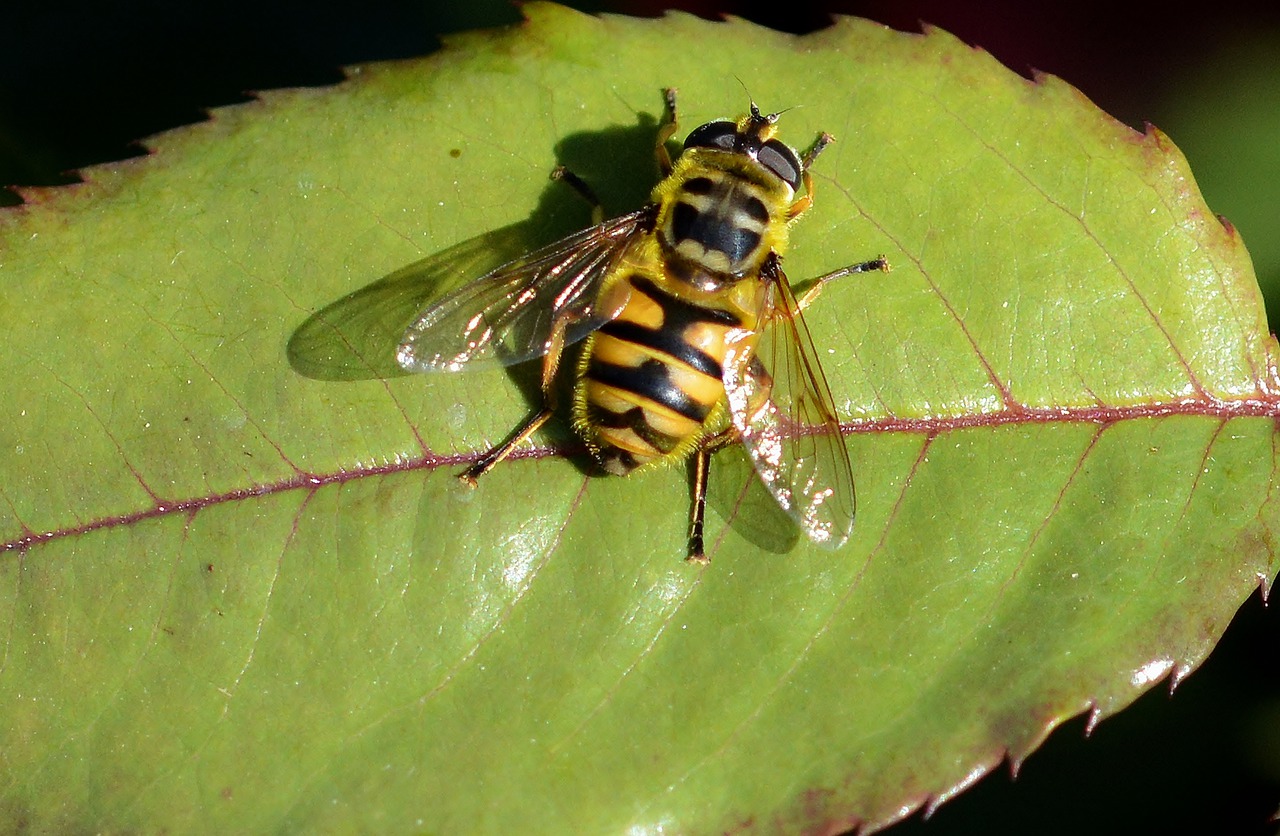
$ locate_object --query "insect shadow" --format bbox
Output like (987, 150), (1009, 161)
(287, 114), (661, 383)
(287, 102), (798, 555)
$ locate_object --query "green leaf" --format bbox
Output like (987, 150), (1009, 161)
(1153, 34), (1280, 328)
(2, 4), (1276, 832)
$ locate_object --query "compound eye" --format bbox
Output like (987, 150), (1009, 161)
(758, 140), (802, 189)
(683, 120), (738, 151)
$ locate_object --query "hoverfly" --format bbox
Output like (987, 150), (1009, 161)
(397, 89), (889, 562)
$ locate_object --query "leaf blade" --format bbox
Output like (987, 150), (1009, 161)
(1, 5), (1276, 833)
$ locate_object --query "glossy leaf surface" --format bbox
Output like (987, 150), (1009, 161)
(2, 5), (1276, 832)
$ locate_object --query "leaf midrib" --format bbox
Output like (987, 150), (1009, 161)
(5, 396), (1274, 554)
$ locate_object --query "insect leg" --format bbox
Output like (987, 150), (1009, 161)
(794, 256), (891, 311)
(786, 132), (835, 221)
(655, 87), (679, 177)
(459, 409), (555, 486)
(801, 131), (835, 171)
(686, 426), (741, 564)
(459, 314), (575, 486)
(550, 166), (605, 225)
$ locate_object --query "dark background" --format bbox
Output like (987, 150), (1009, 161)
(3, 2), (1278, 832)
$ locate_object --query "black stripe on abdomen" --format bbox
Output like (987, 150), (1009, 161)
(630, 275), (740, 325)
(585, 404), (683, 455)
(597, 319), (723, 379)
(585, 356), (711, 422)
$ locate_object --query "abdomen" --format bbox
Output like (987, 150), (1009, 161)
(574, 272), (746, 475)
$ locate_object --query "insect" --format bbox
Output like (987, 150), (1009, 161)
(397, 89), (888, 562)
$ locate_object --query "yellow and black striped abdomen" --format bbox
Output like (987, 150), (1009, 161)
(574, 273), (746, 476)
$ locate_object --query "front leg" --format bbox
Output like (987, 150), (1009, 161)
(786, 132), (835, 221)
(551, 165), (605, 226)
(655, 87), (680, 177)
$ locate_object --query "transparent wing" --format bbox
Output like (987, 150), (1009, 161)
(722, 263), (856, 548)
(397, 208), (653, 373)
(288, 220), (541, 381)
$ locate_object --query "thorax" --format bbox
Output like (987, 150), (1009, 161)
(650, 148), (795, 289)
